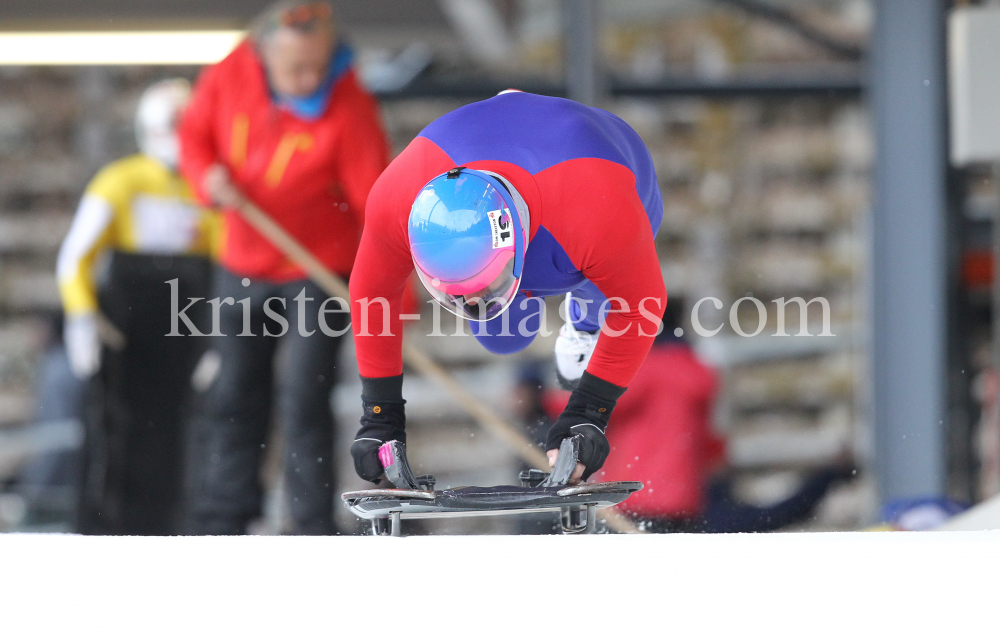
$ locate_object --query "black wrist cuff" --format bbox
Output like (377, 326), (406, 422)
(575, 371), (627, 403)
(360, 374), (405, 404)
(562, 371), (627, 431)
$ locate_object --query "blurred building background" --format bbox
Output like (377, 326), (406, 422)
(0, 0), (990, 534)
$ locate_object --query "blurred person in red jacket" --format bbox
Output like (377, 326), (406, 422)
(596, 299), (724, 527)
(179, 1), (390, 535)
(596, 300), (855, 533)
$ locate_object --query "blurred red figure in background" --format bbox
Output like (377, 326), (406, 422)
(179, 1), (390, 535)
(598, 338), (724, 521)
(591, 301), (854, 533)
(180, 4), (387, 281)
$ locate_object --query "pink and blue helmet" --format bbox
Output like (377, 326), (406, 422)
(408, 167), (526, 321)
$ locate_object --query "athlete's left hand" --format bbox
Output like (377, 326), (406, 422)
(546, 448), (586, 485)
(544, 372), (626, 484)
(545, 419), (609, 485)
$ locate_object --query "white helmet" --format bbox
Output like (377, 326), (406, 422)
(135, 78), (190, 170)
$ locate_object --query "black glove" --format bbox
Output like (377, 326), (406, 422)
(545, 371), (626, 480)
(351, 375), (406, 483)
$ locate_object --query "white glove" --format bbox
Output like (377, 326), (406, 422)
(65, 313), (101, 379)
(554, 321), (599, 390)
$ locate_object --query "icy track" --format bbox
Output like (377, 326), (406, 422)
(2, 531), (998, 634)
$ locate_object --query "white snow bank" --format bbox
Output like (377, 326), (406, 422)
(938, 493), (1000, 531)
(1, 531), (998, 634)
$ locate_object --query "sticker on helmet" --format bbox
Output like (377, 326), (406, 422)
(487, 208), (515, 249)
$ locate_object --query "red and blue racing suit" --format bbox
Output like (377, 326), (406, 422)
(350, 91), (666, 390)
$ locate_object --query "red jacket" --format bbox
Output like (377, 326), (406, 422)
(596, 343), (724, 519)
(180, 41), (390, 281)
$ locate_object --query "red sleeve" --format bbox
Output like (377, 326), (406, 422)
(535, 159), (667, 388)
(334, 73), (391, 227)
(349, 137), (454, 378)
(179, 62), (222, 205)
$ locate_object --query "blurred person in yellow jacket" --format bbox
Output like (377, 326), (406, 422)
(56, 79), (219, 535)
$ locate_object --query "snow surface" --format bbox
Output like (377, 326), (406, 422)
(938, 493), (1000, 531)
(2, 531), (998, 634)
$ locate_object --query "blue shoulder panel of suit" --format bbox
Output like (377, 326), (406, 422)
(418, 93), (661, 222)
(417, 92), (663, 298)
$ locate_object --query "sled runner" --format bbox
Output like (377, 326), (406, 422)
(342, 438), (643, 536)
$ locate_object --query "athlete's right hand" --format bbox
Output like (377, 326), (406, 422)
(203, 164), (244, 208)
(351, 375), (407, 483)
(65, 313), (101, 379)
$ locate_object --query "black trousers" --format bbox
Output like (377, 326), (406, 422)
(77, 252), (212, 536)
(189, 267), (348, 535)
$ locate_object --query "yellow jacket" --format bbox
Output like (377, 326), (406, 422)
(57, 154), (220, 316)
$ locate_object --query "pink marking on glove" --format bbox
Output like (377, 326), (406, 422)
(379, 442), (395, 469)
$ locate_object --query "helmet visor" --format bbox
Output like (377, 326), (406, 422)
(416, 254), (519, 322)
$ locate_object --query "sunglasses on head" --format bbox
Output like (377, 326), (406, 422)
(279, 2), (332, 29)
